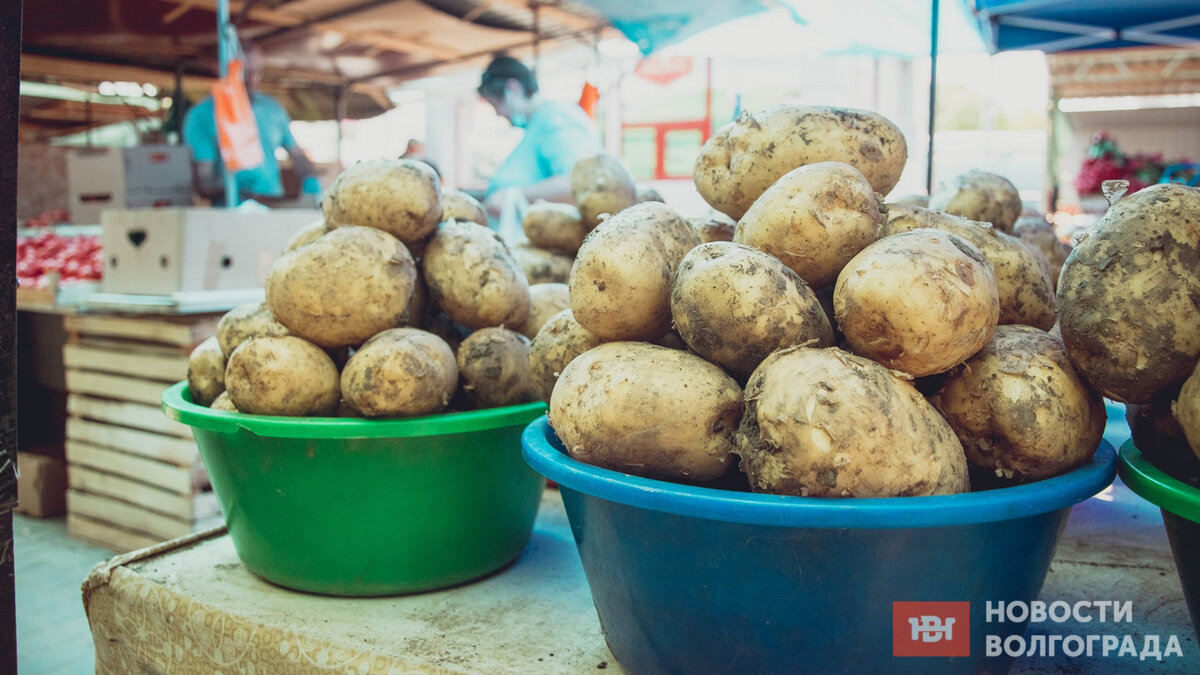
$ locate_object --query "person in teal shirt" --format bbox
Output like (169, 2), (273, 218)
(183, 46), (318, 204)
(478, 55), (601, 218)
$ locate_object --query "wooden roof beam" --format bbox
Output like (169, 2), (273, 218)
(20, 54), (215, 89)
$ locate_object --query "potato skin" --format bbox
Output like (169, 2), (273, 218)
(882, 204), (1056, 330)
(736, 347), (969, 497)
(187, 336), (226, 406)
(421, 220), (531, 330)
(210, 391), (238, 412)
(282, 219), (330, 253)
(550, 342), (743, 482)
(1176, 363), (1200, 462)
(457, 327), (537, 409)
(1056, 183), (1200, 403)
(529, 308), (604, 402)
(340, 328), (458, 417)
(522, 201), (587, 255)
(216, 302), (291, 358)
(570, 153), (638, 230)
(515, 283), (571, 339)
(690, 212), (736, 243)
(931, 325), (1105, 482)
(225, 336), (341, 416)
(834, 228), (999, 377)
(510, 244), (573, 285)
(441, 189), (488, 226)
(265, 226), (417, 348)
(694, 105), (907, 220)
(735, 161), (883, 288)
(928, 170), (1022, 233)
(1013, 216), (1071, 291)
(322, 158), (443, 245)
(570, 202), (701, 341)
(671, 242), (833, 378)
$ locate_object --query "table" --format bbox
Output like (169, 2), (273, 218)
(83, 482), (1199, 674)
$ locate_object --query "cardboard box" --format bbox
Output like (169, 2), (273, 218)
(66, 145), (193, 224)
(100, 207), (318, 295)
(16, 451), (68, 518)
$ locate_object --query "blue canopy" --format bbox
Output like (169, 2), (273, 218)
(575, 0), (773, 55)
(969, 0), (1200, 52)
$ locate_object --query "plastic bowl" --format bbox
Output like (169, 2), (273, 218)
(1117, 440), (1200, 639)
(523, 416), (1116, 674)
(163, 382), (547, 596)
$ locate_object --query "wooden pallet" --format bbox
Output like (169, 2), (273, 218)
(63, 312), (224, 552)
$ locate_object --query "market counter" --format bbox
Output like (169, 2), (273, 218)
(83, 483), (1199, 674)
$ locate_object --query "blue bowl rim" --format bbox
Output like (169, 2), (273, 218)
(522, 416), (1117, 529)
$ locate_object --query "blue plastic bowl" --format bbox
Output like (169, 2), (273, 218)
(522, 416), (1116, 675)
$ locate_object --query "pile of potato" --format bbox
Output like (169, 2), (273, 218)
(542, 102), (1195, 499)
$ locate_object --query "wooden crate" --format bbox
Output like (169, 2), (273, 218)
(63, 312), (224, 553)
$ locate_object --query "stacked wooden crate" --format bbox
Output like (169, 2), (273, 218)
(63, 312), (224, 552)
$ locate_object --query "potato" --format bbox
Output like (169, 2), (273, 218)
(834, 228), (999, 377)
(515, 283), (570, 339)
(282, 219), (329, 253)
(931, 325), (1105, 481)
(340, 328), (458, 417)
(1013, 216), (1071, 291)
(216, 302), (291, 358)
(529, 308), (604, 402)
(1176, 363), (1200, 462)
(322, 158), (443, 245)
(694, 105), (907, 220)
(510, 244), (574, 284)
(637, 186), (665, 203)
(225, 336), (340, 416)
(209, 391), (238, 412)
(550, 342), (743, 482)
(441, 189), (488, 226)
(671, 242), (833, 378)
(690, 211), (736, 243)
(570, 153), (637, 230)
(928, 170), (1022, 233)
(422, 220), (531, 330)
(736, 347), (969, 497)
(1127, 383), (1200, 475)
(1057, 183), (1200, 403)
(421, 313), (469, 354)
(734, 161), (883, 288)
(522, 201), (587, 255)
(881, 204), (1056, 330)
(265, 226), (417, 348)
(186, 336), (226, 406)
(457, 327), (537, 409)
(570, 202), (701, 341)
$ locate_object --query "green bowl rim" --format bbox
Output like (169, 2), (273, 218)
(161, 381), (547, 439)
(1117, 439), (1200, 523)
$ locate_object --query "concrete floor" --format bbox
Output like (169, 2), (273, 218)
(13, 512), (114, 674)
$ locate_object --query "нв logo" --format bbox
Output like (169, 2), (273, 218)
(893, 601), (971, 657)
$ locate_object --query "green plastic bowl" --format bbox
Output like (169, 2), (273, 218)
(162, 382), (547, 596)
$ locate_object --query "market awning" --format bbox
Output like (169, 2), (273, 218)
(968, 0), (1200, 53)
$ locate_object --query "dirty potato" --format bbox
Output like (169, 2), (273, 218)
(186, 336), (226, 406)
(881, 204), (1056, 329)
(322, 158), (443, 245)
(1057, 183), (1200, 403)
(671, 242), (833, 378)
(570, 153), (638, 230)
(550, 342), (744, 482)
(736, 347), (969, 497)
(340, 328), (458, 417)
(931, 325), (1105, 482)
(421, 220), (531, 330)
(440, 189), (488, 226)
(570, 202), (701, 341)
(510, 243), (574, 285)
(523, 201), (588, 255)
(694, 105), (907, 220)
(265, 226), (417, 348)
(1176, 363), (1200, 462)
(457, 327), (537, 409)
(209, 391), (238, 412)
(1013, 216), (1071, 290)
(834, 228), (1000, 377)
(514, 283), (571, 339)
(690, 211), (736, 243)
(928, 169), (1022, 233)
(282, 219), (330, 253)
(529, 308), (604, 402)
(225, 336), (341, 416)
(216, 302), (291, 357)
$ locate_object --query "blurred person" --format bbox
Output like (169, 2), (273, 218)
(183, 44), (319, 206)
(477, 55), (601, 219)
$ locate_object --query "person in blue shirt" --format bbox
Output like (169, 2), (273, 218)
(477, 55), (601, 218)
(183, 45), (318, 205)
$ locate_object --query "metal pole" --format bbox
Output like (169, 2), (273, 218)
(926, 0), (940, 194)
(218, 0), (238, 207)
